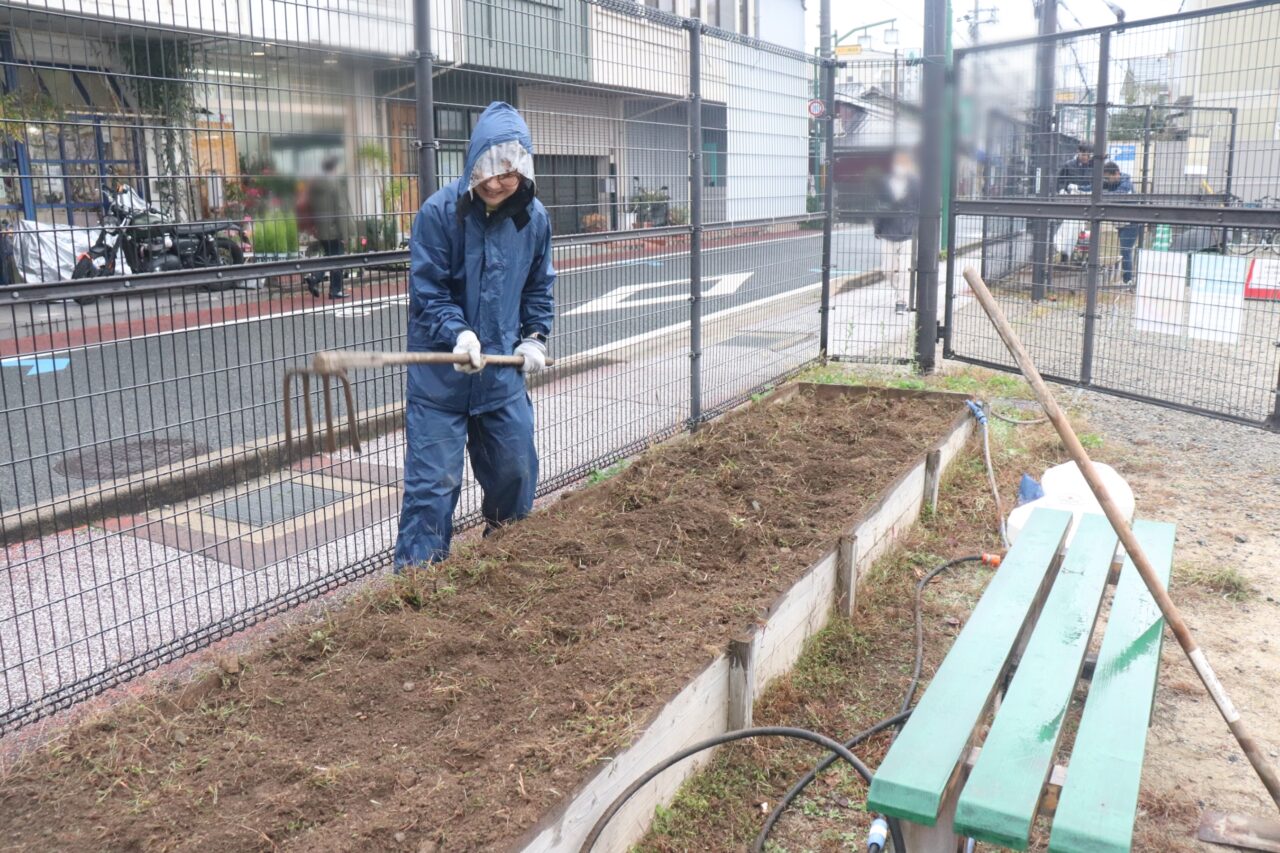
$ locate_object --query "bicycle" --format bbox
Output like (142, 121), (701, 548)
(1226, 194), (1280, 256)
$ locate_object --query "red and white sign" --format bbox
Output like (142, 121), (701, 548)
(1245, 257), (1280, 301)
(807, 99), (826, 118)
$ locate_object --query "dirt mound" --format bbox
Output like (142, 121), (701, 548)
(0, 387), (961, 852)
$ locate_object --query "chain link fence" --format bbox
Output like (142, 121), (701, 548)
(947, 0), (1280, 429)
(0, 0), (849, 733)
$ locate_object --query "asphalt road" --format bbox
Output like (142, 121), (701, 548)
(1, 225), (903, 510)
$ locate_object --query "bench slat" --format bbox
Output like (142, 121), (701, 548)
(1049, 519), (1177, 853)
(954, 513), (1119, 849)
(867, 508), (1072, 825)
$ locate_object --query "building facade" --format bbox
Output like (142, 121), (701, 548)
(1, 0), (809, 243)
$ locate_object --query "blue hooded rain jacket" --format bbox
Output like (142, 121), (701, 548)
(395, 102), (555, 568)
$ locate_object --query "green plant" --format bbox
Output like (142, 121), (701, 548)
(802, 193), (825, 229)
(667, 205), (689, 226)
(382, 177), (410, 213)
(239, 155), (296, 212)
(356, 143), (391, 171)
(358, 216), (398, 251)
(251, 209), (300, 255)
(1078, 432), (1104, 449)
(0, 90), (60, 144)
(627, 184), (671, 226)
(587, 459), (630, 485)
(1177, 562), (1254, 602)
(117, 37), (196, 217)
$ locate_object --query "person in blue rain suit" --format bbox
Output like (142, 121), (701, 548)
(1102, 160), (1141, 285)
(394, 101), (555, 569)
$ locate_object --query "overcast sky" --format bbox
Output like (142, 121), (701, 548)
(803, 0), (1189, 53)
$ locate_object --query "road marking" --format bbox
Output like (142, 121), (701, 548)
(556, 229), (834, 275)
(1, 356), (70, 376)
(561, 278), (825, 363)
(565, 272), (754, 316)
(11, 294), (410, 361)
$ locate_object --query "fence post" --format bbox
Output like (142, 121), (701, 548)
(413, 0), (438, 202)
(688, 18), (704, 430)
(818, 0), (834, 360)
(818, 59), (836, 360)
(1029, 0), (1056, 303)
(1080, 29), (1110, 386)
(1223, 106), (1238, 249)
(942, 53), (961, 358)
(915, 0), (946, 373)
(1139, 105), (1153, 194)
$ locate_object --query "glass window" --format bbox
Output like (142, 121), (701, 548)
(437, 108), (468, 140)
(703, 141), (723, 187)
(438, 146), (466, 183)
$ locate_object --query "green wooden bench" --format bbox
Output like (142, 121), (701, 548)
(867, 507), (1176, 852)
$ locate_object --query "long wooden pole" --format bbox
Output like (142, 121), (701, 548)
(961, 266), (1280, 810)
(311, 350), (552, 373)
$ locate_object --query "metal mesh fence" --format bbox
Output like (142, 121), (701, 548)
(947, 0), (1280, 429)
(827, 55), (923, 365)
(0, 0), (840, 731)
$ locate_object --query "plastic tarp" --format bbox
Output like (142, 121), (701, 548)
(9, 220), (109, 284)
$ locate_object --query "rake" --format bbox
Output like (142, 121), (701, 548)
(282, 350), (551, 455)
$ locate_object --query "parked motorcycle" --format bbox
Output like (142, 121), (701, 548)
(72, 185), (246, 291)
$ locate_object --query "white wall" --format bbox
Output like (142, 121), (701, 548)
(753, 0), (805, 53)
(724, 40), (810, 221)
(3, 0), (460, 61)
(588, 5), (727, 103)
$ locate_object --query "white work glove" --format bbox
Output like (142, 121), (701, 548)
(515, 337), (547, 375)
(452, 330), (485, 374)
(1067, 183), (1080, 195)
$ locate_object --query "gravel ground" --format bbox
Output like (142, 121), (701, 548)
(948, 269), (1280, 424)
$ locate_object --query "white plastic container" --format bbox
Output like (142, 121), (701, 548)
(1007, 461), (1134, 546)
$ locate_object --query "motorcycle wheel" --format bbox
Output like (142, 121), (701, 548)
(199, 237), (247, 292)
(69, 257), (101, 305)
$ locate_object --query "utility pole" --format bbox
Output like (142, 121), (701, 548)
(1029, 0), (1057, 302)
(916, 0), (946, 372)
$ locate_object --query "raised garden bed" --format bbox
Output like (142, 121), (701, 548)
(0, 384), (972, 852)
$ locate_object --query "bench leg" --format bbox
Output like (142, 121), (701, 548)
(897, 789), (966, 853)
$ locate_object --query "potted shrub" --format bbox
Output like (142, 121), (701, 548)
(627, 183), (671, 229)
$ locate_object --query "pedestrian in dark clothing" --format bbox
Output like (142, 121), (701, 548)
(1057, 142), (1096, 193)
(303, 155), (351, 299)
(394, 101), (555, 569)
(873, 149), (920, 313)
(1052, 143), (1096, 261)
(1102, 160), (1140, 284)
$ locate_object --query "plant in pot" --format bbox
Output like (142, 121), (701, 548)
(627, 182), (671, 229)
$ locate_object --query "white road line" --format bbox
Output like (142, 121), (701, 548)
(12, 230), (854, 361)
(13, 295), (409, 360)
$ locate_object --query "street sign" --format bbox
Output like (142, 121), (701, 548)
(835, 44), (862, 57)
(1111, 142), (1136, 178)
(807, 99), (826, 118)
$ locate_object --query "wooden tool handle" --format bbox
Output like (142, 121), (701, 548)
(311, 350), (553, 372)
(961, 266), (1280, 809)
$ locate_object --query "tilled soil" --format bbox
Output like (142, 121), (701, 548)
(0, 387), (962, 853)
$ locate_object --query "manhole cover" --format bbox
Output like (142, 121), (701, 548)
(55, 437), (210, 482)
(208, 481), (346, 527)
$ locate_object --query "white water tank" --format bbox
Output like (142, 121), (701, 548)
(1007, 461), (1135, 546)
